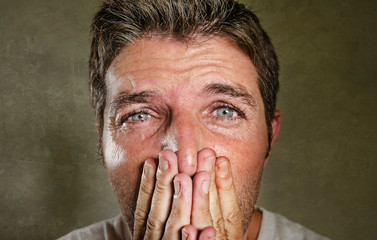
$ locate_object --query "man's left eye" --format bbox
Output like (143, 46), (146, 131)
(214, 107), (237, 118)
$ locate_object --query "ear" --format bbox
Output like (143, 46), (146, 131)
(264, 110), (282, 167)
(270, 110), (281, 147)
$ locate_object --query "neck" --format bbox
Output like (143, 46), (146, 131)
(243, 209), (262, 240)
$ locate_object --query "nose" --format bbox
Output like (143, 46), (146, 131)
(161, 111), (201, 177)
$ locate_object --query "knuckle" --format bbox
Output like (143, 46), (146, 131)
(225, 210), (242, 225)
(214, 216), (225, 229)
(139, 181), (154, 196)
(134, 208), (148, 223)
(154, 182), (168, 194)
(146, 216), (165, 232)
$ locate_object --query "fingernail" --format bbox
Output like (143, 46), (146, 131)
(174, 179), (181, 197)
(218, 160), (229, 178)
(159, 157), (169, 171)
(182, 229), (188, 240)
(143, 161), (155, 178)
(203, 156), (215, 171)
(202, 180), (209, 194)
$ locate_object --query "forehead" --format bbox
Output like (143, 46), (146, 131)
(105, 36), (259, 99)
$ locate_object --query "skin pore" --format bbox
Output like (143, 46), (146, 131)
(101, 36), (281, 239)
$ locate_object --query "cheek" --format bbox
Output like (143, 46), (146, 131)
(209, 121), (268, 183)
(102, 127), (162, 171)
(217, 140), (266, 177)
(210, 125), (268, 162)
(108, 159), (142, 191)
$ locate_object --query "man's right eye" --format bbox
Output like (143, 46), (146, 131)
(116, 107), (161, 128)
(129, 112), (151, 122)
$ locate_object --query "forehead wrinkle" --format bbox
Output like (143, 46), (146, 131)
(112, 38), (249, 86)
(123, 57), (226, 77)
(201, 83), (256, 107)
(118, 41), (230, 74)
(121, 60), (235, 88)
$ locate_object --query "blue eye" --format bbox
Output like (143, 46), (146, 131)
(215, 107), (236, 118)
(130, 112), (150, 121)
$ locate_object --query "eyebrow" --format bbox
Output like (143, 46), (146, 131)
(109, 90), (156, 117)
(201, 83), (256, 106)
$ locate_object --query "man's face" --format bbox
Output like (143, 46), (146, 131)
(102, 36), (270, 226)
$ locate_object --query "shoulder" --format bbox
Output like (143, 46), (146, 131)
(57, 214), (131, 240)
(257, 207), (330, 240)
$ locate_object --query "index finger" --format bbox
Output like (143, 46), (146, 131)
(133, 159), (156, 240)
(215, 157), (243, 239)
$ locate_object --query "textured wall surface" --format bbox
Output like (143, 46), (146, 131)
(0, 0), (376, 239)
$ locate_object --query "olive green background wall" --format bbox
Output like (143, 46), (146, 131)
(1, 0), (376, 239)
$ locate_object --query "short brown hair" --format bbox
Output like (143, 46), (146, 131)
(90, 0), (279, 160)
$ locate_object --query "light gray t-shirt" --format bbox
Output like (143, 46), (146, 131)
(256, 207), (329, 240)
(58, 207), (329, 240)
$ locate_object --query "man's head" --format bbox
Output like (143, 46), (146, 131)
(90, 0), (279, 160)
(89, 0), (280, 233)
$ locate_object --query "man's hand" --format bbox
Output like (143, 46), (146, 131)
(133, 148), (243, 239)
(188, 148), (244, 239)
(133, 150), (194, 239)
